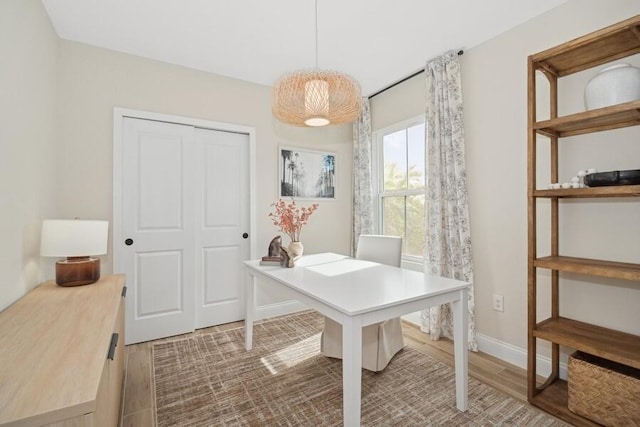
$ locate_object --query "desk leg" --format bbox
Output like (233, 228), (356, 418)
(245, 270), (255, 351)
(452, 287), (469, 411)
(342, 317), (362, 426)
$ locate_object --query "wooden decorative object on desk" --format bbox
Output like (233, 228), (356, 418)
(280, 246), (294, 268)
(267, 235), (282, 256)
(260, 235), (283, 266)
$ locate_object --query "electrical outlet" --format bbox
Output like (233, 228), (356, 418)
(493, 294), (504, 312)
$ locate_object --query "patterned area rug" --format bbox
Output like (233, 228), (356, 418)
(153, 311), (564, 426)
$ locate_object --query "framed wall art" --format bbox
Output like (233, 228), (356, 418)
(278, 146), (336, 199)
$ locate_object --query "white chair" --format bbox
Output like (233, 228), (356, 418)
(320, 234), (405, 372)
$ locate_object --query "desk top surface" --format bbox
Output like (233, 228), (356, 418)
(245, 253), (470, 316)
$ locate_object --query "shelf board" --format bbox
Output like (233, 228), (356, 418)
(534, 255), (640, 281)
(534, 100), (640, 137)
(533, 317), (640, 369)
(533, 185), (640, 198)
(530, 379), (600, 426)
(531, 15), (640, 77)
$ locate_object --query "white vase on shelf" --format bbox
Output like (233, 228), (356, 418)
(584, 63), (640, 110)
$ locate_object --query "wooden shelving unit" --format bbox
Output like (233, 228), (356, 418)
(527, 15), (640, 425)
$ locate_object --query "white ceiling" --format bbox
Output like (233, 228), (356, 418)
(42, 0), (567, 96)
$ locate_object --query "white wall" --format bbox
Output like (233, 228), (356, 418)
(55, 40), (354, 308)
(0, 0), (59, 311)
(372, 0), (640, 359)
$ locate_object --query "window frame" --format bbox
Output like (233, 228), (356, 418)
(372, 115), (426, 265)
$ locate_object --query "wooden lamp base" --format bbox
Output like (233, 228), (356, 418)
(55, 257), (101, 287)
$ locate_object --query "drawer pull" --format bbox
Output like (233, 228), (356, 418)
(121, 286), (127, 298)
(107, 333), (119, 360)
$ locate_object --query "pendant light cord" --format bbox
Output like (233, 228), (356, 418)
(314, 0), (319, 68)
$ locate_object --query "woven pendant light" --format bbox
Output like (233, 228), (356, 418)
(272, 1), (362, 127)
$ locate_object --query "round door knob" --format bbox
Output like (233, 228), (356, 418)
(242, 233), (249, 239)
(125, 238), (134, 246)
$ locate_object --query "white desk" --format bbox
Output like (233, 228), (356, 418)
(244, 252), (470, 426)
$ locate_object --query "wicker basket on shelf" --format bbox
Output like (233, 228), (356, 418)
(568, 351), (640, 426)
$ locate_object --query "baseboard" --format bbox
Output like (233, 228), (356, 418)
(476, 333), (567, 380)
(255, 301), (307, 320)
(402, 313), (567, 379)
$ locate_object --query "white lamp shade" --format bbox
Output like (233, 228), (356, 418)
(41, 220), (108, 257)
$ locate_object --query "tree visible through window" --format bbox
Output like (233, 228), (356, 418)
(376, 120), (425, 259)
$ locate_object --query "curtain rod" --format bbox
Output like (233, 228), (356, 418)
(368, 50), (464, 99)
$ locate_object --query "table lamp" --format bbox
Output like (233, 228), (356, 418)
(40, 219), (109, 287)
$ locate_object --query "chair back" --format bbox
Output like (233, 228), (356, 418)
(356, 234), (402, 267)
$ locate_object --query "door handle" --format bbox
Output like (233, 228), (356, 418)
(242, 233), (249, 239)
(125, 238), (134, 246)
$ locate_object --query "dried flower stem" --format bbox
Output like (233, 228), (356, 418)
(268, 198), (319, 243)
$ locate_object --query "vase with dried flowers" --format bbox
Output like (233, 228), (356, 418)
(268, 198), (319, 258)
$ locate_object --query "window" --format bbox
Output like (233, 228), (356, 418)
(373, 117), (426, 260)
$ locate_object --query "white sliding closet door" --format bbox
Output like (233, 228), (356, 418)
(194, 128), (249, 328)
(118, 116), (249, 344)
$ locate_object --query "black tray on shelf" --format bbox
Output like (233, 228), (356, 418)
(584, 169), (640, 187)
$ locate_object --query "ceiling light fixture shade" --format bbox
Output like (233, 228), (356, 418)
(273, 68), (362, 126)
(271, 0), (362, 127)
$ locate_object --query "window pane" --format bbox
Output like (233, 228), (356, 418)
(382, 196), (405, 240)
(405, 194), (425, 257)
(407, 124), (425, 190)
(377, 120), (426, 260)
(383, 130), (407, 191)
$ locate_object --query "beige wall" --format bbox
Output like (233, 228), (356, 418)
(55, 40), (353, 306)
(370, 74), (425, 131)
(466, 0), (640, 354)
(0, 0), (352, 311)
(0, 0), (59, 310)
(372, 0), (640, 355)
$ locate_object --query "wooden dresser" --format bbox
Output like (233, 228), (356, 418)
(0, 274), (126, 426)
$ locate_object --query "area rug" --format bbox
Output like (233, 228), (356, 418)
(153, 311), (565, 426)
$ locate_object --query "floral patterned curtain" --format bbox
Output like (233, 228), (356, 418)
(420, 51), (477, 351)
(352, 98), (373, 256)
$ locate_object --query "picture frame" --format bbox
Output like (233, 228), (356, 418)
(278, 146), (336, 199)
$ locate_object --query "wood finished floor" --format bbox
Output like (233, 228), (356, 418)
(120, 318), (535, 426)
